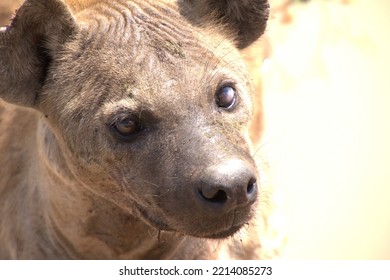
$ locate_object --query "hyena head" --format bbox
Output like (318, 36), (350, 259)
(0, 0), (269, 239)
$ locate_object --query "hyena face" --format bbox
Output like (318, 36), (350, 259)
(0, 0), (269, 239)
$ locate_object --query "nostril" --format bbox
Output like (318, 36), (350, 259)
(245, 178), (258, 206)
(247, 178), (257, 195)
(198, 189), (228, 204)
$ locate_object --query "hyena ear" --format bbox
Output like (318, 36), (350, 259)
(180, 0), (270, 49)
(0, 0), (77, 107)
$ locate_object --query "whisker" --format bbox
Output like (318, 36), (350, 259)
(132, 178), (161, 188)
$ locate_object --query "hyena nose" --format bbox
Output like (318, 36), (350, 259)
(195, 160), (258, 213)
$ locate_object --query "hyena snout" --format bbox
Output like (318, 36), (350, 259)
(194, 160), (258, 214)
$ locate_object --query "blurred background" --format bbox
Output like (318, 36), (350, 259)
(258, 0), (390, 259)
(1, 0), (389, 259)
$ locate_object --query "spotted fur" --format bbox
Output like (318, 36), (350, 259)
(0, 0), (270, 259)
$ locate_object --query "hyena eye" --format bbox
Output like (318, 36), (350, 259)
(216, 86), (237, 109)
(110, 116), (143, 141)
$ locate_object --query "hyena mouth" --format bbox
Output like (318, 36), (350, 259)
(133, 199), (252, 239)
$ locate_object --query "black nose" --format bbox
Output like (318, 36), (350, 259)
(195, 160), (258, 213)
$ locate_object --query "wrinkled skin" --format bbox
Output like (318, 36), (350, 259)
(0, 0), (269, 259)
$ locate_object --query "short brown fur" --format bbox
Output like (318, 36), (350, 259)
(0, 0), (270, 259)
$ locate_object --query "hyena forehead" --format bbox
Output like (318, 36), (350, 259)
(72, 1), (251, 85)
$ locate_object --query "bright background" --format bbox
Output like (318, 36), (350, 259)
(260, 0), (390, 259)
